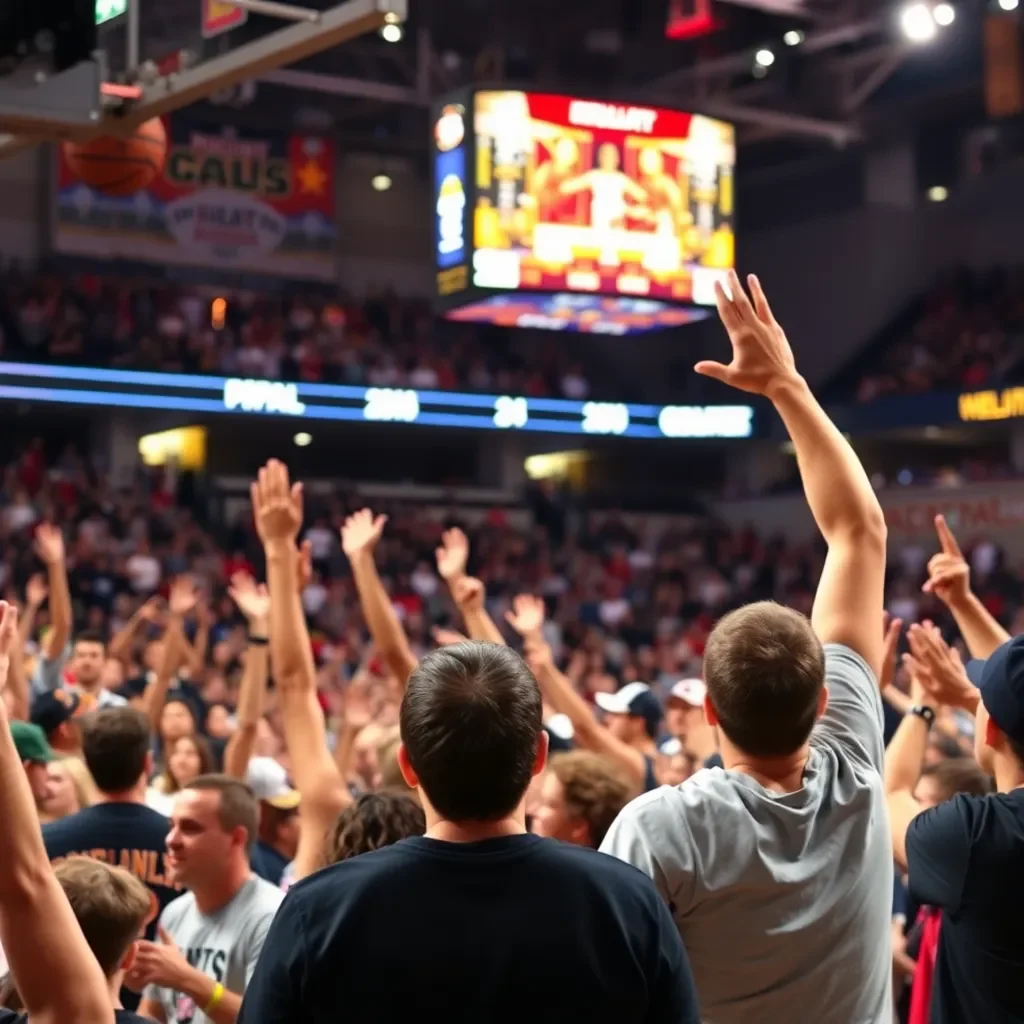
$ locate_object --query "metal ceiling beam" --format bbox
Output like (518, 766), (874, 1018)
(650, 17), (887, 91)
(693, 97), (861, 145)
(841, 50), (905, 113)
(260, 67), (425, 103)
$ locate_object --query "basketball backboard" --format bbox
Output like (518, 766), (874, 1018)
(0, 0), (405, 152)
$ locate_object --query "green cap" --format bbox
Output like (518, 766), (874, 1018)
(11, 721), (56, 764)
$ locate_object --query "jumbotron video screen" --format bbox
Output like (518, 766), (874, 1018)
(432, 89), (735, 335)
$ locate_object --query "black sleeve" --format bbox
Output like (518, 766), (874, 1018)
(644, 891), (701, 1024)
(906, 794), (974, 913)
(236, 891), (305, 1024)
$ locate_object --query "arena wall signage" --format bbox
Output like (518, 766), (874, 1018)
(0, 362), (754, 441)
(52, 117), (336, 281)
(958, 387), (1024, 422)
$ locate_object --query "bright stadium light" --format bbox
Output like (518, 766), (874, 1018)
(293, 432), (312, 448)
(933, 3), (955, 25)
(927, 185), (949, 202)
(999, 0), (1018, 11)
(371, 173), (392, 192)
(901, 2), (938, 41)
(783, 29), (804, 46)
(380, 22), (403, 42)
(754, 47), (775, 67)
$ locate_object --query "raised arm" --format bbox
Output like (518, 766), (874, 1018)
(0, 601), (111, 1024)
(254, 461), (350, 882)
(453, 576), (506, 646)
(108, 597), (163, 664)
(34, 524), (72, 665)
(222, 573), (270, 780)
(924, 515), (1010, 659)
(141, 579), (195, 731)
(885, 628), (937, 868)
(696, 271), (886, 678)
(341, 509), (418, 688)
(508, 595), (648, 787)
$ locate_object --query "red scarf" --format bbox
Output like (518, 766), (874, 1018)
(909, 908), (942, 1024)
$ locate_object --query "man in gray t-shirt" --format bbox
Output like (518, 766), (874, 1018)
(142, 875), (282, 1024)
(129, 777), (284, 1024)
(602, 645), (893, 1023)
(602, 272), (892, 1024)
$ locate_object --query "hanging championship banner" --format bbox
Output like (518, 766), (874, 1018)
(53, 118), (336, 282)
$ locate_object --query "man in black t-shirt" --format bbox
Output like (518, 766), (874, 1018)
(240, 642), (699, 1024)
(43, 707), (182, 1010)
(901, 634), (1024, 1023)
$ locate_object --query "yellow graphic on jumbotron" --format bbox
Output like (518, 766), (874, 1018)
(959, 387), (1024, 422)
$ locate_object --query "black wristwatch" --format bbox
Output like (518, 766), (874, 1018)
(248, 634), (269, 646)
(909, 705), (936, 727)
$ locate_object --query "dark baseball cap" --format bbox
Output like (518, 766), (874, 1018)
(11, 721), (56, 764)
(30, 688), (81, 738)
(595, 682), (664, 738)
(965, 635), (1024, 748)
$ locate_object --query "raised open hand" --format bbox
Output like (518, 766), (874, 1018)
(435, 527), (469, 583)
(906, 622), (977, 712)
(880, 612), (903, 690)
(25, 573), (48, 609)
(251, 460), (304, 548)
(432, 625), (470, 647)
(341, 508), (387, 559)
(695, 270), (799, 397)
(505, 594), (546, 640)
(0, 601), (18, 694)
(34, 523), (65, 566)
(168, 577), (199, 618)
(228, 571), (270, 626)
(922, 515), (970, 607)
(453, 576), (485, 612)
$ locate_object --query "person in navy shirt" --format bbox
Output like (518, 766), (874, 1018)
(241, 643), (698, 1024)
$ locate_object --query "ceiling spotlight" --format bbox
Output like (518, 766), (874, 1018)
(754, 47), (775, 67)
(927, 185), (949, 202)
(999, 0), (1018, 11)
(293, 432), (312, 447)
(933, 2), (955, 25)
(783, 29), (804, 45)
(900, 2), (938, 41)
(380, 22), (403, 42)
(371, 173), (393, 192)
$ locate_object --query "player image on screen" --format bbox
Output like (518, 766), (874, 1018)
(472, 91), (734, 304)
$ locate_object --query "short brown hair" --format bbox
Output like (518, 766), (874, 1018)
(54, 857), (151, 977)
(400, 642), (542, 821)
(921, 756), (994, 799)
(187, 774), (259, 855)
(704, 601), (825, 758)
(548, 751), (637, 848)
(81, 707), (151, 793)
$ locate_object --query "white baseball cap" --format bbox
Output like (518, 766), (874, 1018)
(246, 757), (300, 811)
(669, 678), (707, 708)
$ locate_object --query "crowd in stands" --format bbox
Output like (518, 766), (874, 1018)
(856, 267), (1024, 401)
(0, 267), (593, 399)
(0, 271), (1021, 1024)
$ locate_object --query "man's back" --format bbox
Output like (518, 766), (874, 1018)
(602, 645), (893, 1024)
(906, 788), (1024, 1022)
(239, 833), (698, 1024)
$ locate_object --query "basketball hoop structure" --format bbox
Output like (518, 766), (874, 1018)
(0, 0), (405, 156)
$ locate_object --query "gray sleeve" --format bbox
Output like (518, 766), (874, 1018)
(243, 907), (279, 987)
(599, 792), (693, 916)
(29, 643), (71, 698)
(812, 643), (884, 772)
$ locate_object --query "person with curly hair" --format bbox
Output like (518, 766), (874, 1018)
(323, 791), (426, 865)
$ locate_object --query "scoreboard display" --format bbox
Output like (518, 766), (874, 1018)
(432, 89), (735, 335)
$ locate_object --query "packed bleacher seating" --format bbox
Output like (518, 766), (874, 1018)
(0, 267), (594, 399)
(854, 267), (1024, 401)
